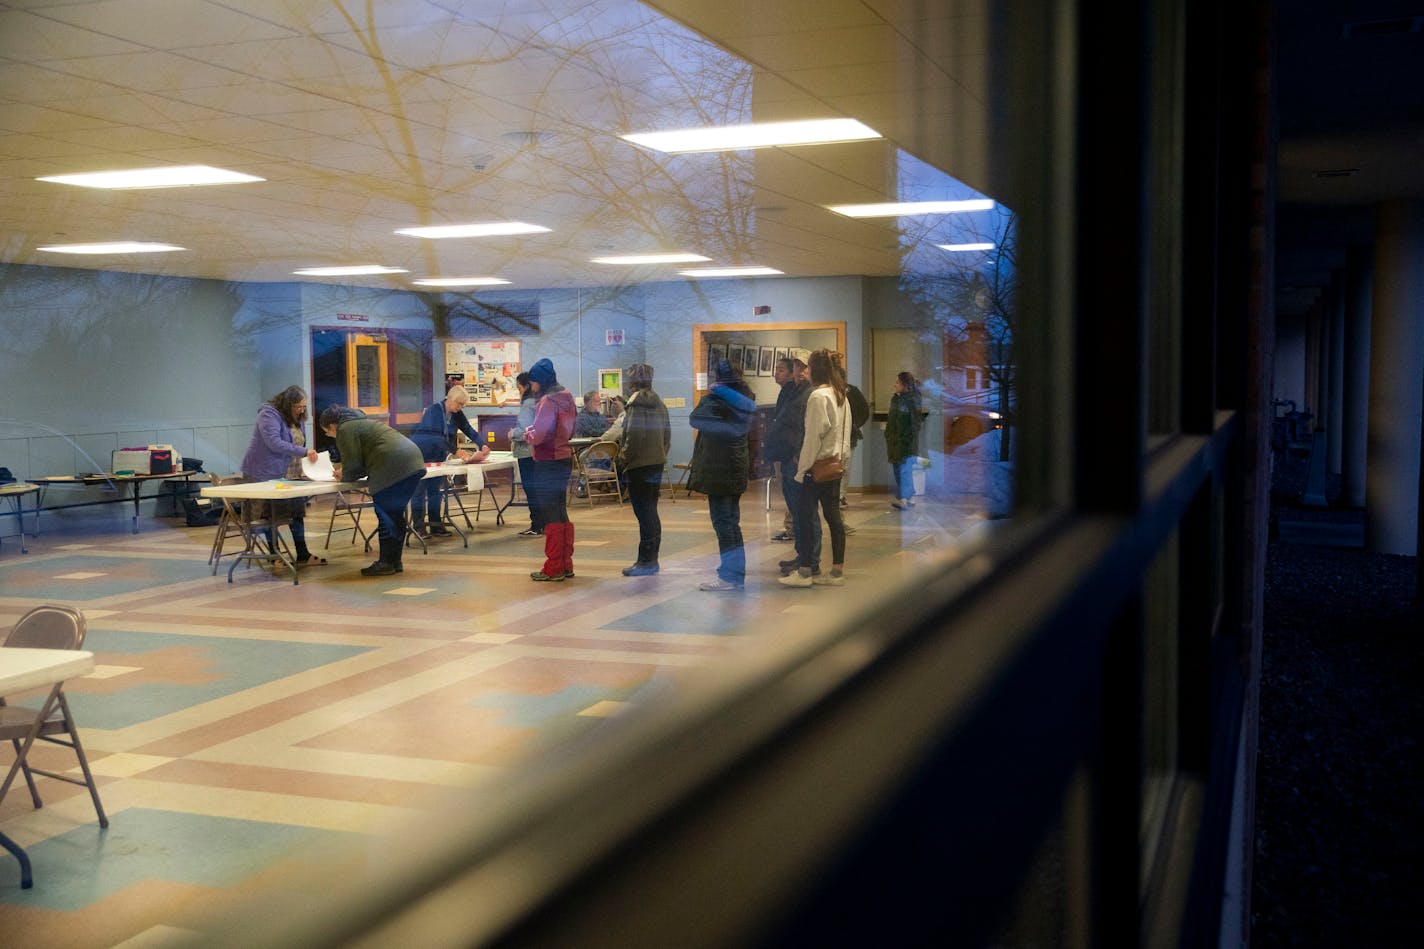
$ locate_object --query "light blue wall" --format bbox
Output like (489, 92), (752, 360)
(0, 264), (886, 538)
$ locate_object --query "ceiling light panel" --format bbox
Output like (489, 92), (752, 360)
(827, 199), (996, 218)
(396, 222), (551, 239)
(36, 165), (264, 189)
(412, 277), (512, 287)
(591, 253), (711, 265)
(293, 265), (408, 276)
(679, 267), (784, 277)
(38, 242), (185, 254)
(622, 118), (880, 153)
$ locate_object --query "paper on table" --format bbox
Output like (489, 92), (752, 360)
(301, 450), (337, 482)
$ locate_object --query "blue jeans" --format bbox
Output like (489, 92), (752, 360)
(412, 477), (444, 525)
(624, 463), (663, 564)
(371, 471), (423, 565)
(891, 458), (918, 501)
(706, 493), (745, 584)
(527, 457), (572, 528)
(516, 455), (542, 531)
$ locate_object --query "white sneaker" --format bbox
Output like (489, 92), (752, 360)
(906, 498), (916, 507)
(778, 572), (813, 588)
(890, 499), (908, 510)
(812, 572), (844, 586)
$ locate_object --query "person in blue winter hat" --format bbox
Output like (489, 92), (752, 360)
(522, 358), (578, 580)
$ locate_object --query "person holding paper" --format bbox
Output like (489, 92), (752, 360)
(241, 385), (325, 566)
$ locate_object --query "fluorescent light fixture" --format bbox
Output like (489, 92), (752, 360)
(293, 265), (408, 276)
(827, 199), (996, 218)
(395, 222), (550, 239)
(590, 253), (710, 265)
(36, 165), (263, 189)
(412, 277), (512, 287)
(679, 266), (784, 278)
(937, 242), (996, 252)
(38, 242), (184, 254)
(623, 118), (880, 154)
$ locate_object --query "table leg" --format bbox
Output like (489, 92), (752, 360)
(0, 830), (33, 888)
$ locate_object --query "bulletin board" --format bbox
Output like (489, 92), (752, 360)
(443, 340), (522, 406)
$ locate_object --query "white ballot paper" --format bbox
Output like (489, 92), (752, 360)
(301, 450), (337, 482)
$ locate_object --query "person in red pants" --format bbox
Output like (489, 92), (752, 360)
(523, 358), (577, 581)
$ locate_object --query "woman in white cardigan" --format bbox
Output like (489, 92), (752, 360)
(781, 348), (851, 587)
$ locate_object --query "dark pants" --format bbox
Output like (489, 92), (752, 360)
(794, 475), (846, 571)
(516, 455), (543, 531)
(412, 477), (444, 526)
(707, 493), (745, 584)
(260, 499), (310, 560)
(783, 467), (820, 565)
(624, 463), (664, 564)
(371, 471), (423, 566)
(527, 457), (572, 529)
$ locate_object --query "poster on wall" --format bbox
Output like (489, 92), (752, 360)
(444, 340), (522, 406)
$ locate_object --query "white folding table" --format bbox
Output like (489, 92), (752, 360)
(0, 647), (96, 890)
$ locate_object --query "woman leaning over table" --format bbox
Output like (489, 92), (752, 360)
(240, 384), (324, 567)
(781, 348), (850, 588)
(410, 385), (488, 537)
(318, 405), (424, 577)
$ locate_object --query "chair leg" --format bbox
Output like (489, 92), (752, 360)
(56, 693), (108, 828)
(9, 736), (43, 808)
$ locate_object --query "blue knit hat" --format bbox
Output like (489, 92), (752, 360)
(529, 357), (557, 388)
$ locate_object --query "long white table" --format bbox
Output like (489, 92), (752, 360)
(200, 454), (518, 582)
(0, 647), (96, 890)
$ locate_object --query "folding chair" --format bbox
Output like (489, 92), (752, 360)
(325, 488), (374, 551)
(208, 473), (250, 568)
(570, 441), (623, 508)
(0, 605), (108, 829)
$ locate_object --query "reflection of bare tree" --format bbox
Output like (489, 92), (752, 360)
(898, 211), (1017, 461)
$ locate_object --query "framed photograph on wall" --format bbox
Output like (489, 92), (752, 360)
(758, 345), (775, 375)
(774, 346), (789, 367)
(709, 342), (727, 367)
(727, 344), (744, 371)
(742, 343), (759, 375)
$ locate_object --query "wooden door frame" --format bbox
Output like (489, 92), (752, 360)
(692, 321), (846, 401)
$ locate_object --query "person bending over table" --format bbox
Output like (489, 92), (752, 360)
(410, 385), (488, 537)
(241, 385), (324, 566)
(318, 406), (424, 577)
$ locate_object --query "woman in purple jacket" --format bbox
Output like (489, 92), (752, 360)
(240, 385), (323, 566)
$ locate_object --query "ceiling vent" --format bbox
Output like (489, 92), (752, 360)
(1342, 16), (1422, 38)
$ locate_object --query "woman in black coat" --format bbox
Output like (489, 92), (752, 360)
(688, 358), (757, 592)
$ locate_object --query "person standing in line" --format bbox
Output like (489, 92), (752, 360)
(241, 385), (325, 566)
(509, 372), (543, 537)
(688, 358), (757, 592)
(524, 358), (577, 581)
(781, 348), (851, 588)
(763, 356), (811, 546)
(409, 385), (488, 537)
(831, 351), (870, 512)
(318, 406), (424, 576)
(607, 363), (670, 576)
(885, 370), (924, 509)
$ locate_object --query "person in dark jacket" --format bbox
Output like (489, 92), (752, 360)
(240, 384), (323, 566)
(885, 371), (924, 509)
(574, 391), (612, 438)
(523, 358), (578, 581)
(688, 359), (757, 592)
(606, 363), (670, 576)
(318, 406), (424, 576)
(409, 385), (488, 536)
(763, 356), (812, 547)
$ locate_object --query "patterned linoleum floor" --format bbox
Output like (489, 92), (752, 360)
(0, 489), (986, 946)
